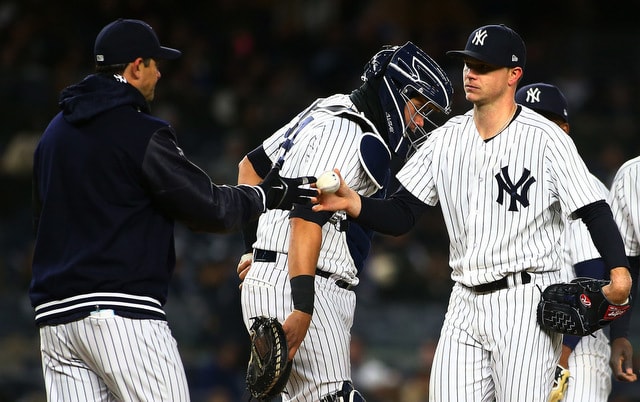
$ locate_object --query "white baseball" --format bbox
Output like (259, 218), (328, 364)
(239, 252), (253, 265)
(316, 170), (340, 193)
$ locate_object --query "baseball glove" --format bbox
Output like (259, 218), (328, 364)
(548, 365), (570, 402)
(246, 316), (292, 400)
(537, 277), (631, 336)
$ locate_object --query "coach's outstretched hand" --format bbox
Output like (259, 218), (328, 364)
(258, 167), (317, 211)
(311, 169), (362, 218)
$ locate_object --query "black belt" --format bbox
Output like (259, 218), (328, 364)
(254, 249), (277, 262)
(253, 248), (354, 291)
(469, 271), (531, 293)
(315, 269), (354, 290)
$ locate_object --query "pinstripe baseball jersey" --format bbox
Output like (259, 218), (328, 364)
(396, 106), (605, 287)
(609, 155), (640, 257)
(253, 94), (385, 284)
(399, 105), (604, 401)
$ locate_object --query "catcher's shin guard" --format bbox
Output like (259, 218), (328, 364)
(320, 381), (366, 402)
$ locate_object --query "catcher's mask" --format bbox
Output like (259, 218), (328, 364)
(362, 41), (453, 160)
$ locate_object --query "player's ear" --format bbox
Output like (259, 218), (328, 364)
(508, 66), (523, 86)
(127, 58), (145, 79)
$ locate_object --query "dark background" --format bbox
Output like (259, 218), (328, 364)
(1, 1), (639, 401)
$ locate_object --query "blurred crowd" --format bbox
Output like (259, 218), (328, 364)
(2, 1), (640, 401)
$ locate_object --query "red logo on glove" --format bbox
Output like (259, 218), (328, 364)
(604, 304), (631, 320)
(580, 293), (592, 307)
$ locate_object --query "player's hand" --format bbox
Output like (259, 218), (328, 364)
(258, 166), (317, 211)
(610, 337), (637, 382)
(237, 252), (252, 289)
(602, 267), (632, 305)
(283, 309), (312, 361)
(311, 169), (362, 217)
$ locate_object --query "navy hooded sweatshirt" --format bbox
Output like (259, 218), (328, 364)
(30, 74), (264, 326)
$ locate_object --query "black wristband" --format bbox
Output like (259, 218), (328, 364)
(290, 275), (315, 315)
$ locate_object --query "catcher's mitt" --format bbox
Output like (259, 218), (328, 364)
(548, 365), (570, 402)
(537, 277), (631, 336)
(246, 316), (292, 400)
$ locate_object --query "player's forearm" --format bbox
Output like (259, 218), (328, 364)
(238, 155), (263, 185)
(288, 218), (321, 315)
(610, 258), (639, 339)
(288, 218), (321, 277)
(603, 267), (632, 305)
(577, 201), (630, 271)
(238, 156), (262, 251)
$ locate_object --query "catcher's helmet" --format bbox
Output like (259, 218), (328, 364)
(362, 41), (453, 159)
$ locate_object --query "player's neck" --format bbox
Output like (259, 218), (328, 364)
(473, 101), (517, 141)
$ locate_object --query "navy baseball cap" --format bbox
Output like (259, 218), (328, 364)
(94, 19), (181, 66)
(516, 83), (569, 123)
(447, 24), (526, 68)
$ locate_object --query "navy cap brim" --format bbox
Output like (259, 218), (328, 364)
(155, 46), (182, 60)
(446, 50), (495, 65)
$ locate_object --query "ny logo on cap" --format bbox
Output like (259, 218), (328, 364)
(525, 88), (541, 103)
(472, 29), (488, 46)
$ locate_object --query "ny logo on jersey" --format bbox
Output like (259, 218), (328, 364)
(524, 87), (541, 103)
(495, 166), (536, 211)
(472, 29), (488, 46)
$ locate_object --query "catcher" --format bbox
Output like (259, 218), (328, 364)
(238, 42), (453, 401)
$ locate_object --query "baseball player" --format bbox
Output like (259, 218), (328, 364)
(515, 82), (634, 402)
(608, 156), (640, 383)
(312, 24), (632, 401)
(30, 19), (314, 402)
(237, 42), (454, 401)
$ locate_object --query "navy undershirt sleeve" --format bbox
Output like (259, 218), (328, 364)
(574, 200), (629, 270)
(246, 145), (272, 178)
(355, 186), (428, 236)
(562, 335), (581, 351)
(573, 258), (607, 280)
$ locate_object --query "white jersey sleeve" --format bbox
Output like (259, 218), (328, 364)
(608, 155), (640, 257)
(561, 176), (609, 282)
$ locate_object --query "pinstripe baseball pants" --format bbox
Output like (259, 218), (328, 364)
(39, 312), (189, 401)
(241, 256), (356, 401)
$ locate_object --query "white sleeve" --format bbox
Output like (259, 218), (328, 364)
(547, 132), (605, 216)
(608, 157), (640, 257)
